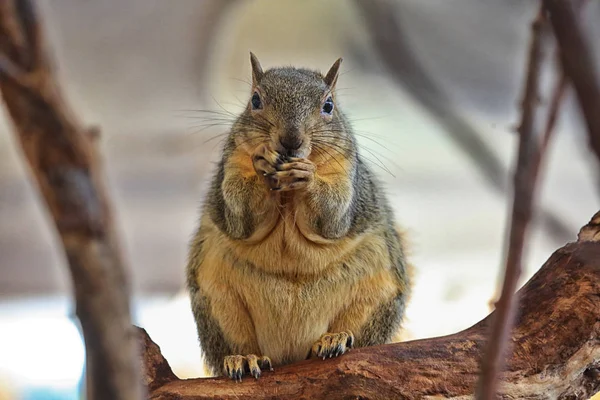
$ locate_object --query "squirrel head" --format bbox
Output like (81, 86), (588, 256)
(233, 52), (350, 160)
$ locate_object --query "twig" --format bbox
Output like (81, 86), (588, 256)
(476, 6), (549, 398)
(540, 72), (567, 154)
(353, 0), (574, 245)
(528, 56), (569, 192)
(544, 0), (600, 163)
(0, 1), (142, 399)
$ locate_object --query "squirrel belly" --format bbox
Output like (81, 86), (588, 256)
(190, 210), (402, 366)
(186, 54), (411, 379)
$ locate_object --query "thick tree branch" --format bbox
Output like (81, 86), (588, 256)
(0, 1), (141, 399)
(140, 213), (600, 399)
(544, 0), (600, 163)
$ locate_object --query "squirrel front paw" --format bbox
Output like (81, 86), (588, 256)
(253, 144), (316, 192)
(223, 354), (273, 381)
(311, 331), (354, 360)
(252, 143), (281, 178)
(267, 157), (316, 192)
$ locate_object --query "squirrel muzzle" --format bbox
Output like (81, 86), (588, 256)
(278, 126), (309, 158)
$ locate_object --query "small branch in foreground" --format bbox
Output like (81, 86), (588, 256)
(477, 6), (549, 398)
(0, 1), (141, 399)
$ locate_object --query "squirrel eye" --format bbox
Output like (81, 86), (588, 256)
(321, 96), (334, 115)
(251, 92), (262, 110)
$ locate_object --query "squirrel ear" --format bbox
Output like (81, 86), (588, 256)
(249, 51), (264, 85)
(323, 57), (343, 88)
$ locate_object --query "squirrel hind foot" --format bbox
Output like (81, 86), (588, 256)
(311, 331), (354, 360)
(223, 354), (273, 381)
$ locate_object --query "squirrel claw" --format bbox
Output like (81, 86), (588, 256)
(311, 331), (354, 360)
(223, 354), (273, 381)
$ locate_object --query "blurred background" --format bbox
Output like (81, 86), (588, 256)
(1, 0), (599, 398)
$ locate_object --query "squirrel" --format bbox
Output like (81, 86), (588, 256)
(186, 53), (411, 381)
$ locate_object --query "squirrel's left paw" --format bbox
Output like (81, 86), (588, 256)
(311, 331), (354, 359)
(267, 157), (316, 192)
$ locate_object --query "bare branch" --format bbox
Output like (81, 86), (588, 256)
(540, 72), (568, 153)
(544, 0), (600, 163)
(476, 6), (550, 398)
(0, 1), (142, 399)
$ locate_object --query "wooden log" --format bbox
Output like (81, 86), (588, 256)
(139, 213), (600, 399)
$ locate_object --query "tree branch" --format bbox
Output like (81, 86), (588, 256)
(477, 6), (550, 398)
(540, 71), (568, 154)
(544, 0), (600, 163)
(140, 213), (600, 399)
(0, 1), (142, 399)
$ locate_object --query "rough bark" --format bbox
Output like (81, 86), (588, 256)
(139, 213), (600, 399)
(0, 1), (142, 399)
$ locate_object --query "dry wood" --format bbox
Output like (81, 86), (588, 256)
(140, 213), (600, 399)
(0, 1), (141, 399)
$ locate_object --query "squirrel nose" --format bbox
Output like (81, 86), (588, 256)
(280, 135), (303, 153)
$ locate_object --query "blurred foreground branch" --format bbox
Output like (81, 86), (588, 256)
(141, 214), (600, 399)
(353, 0), (574, 243)
(0, 1), (141, 399)
(544, 0), (600, 164)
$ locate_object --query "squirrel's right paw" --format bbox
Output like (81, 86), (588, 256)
(252, 143), (283, 180)
(223, 354), (273, 382)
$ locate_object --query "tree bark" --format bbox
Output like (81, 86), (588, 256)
(139, 213), (600, 399)
(0, 1), (142, 399)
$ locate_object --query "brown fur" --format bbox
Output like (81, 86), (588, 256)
(187, 54), (411, 378)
